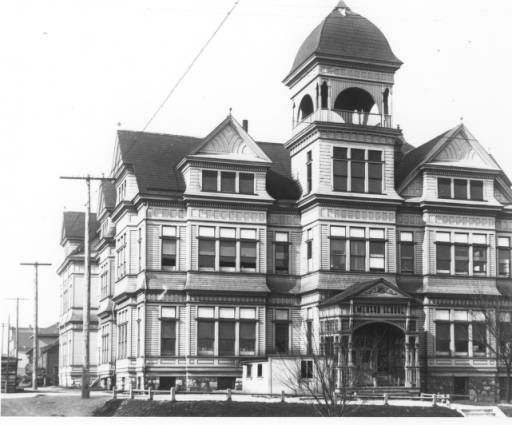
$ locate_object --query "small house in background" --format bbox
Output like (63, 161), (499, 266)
(25, 323), (59, 386)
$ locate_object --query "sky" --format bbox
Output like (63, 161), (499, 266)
(1, 0), (512, 336)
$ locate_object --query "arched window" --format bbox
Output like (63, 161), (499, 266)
(298, 95), (314, 121)
(321, 82), (328, 109)
(334, 87), (375, 113)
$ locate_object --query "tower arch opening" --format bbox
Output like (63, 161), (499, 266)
(320, 82), (329, 109)
(334, 87), (375, 112)
(298, 94), (314, 121)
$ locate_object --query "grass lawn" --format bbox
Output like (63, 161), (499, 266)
(93, 399), (462, 417)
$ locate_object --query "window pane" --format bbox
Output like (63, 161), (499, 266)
(162, 239), (176, 255)
(454, 233), (468, 244)
(240, 322), (256, 355)
(333, 159), (348, 192)
(438, 178), (451, 198)
(470, 180), (483, 200)
(219, 307), (235, 318)
(351, 161), (365, 193)
(351, 149), (365, 160)
(436, 322), (450, 352)
(369, 229), (385, 239)
(162, 226), (176, 237)
(275, 323), (289, 353)
(221, 172), (236, 193)
(473, 246), (487, 274)
(198, 307), (214, 318)
(454, 310), (468, 321)
(350, 228), (365, 238)
(472, 234), (486, 245)
(350, 240), (366, 271)
(220, 228), (236, 239)
(275, 243), (289, 274)
(161, 321), (176, 338)
(241, 241), (257, 270)
(241, 229), (256, 239)
(400, 232), (413, 242)
(330, 239), (346, 270)
(499, 248), (511, 277)
(220, 241), (236, 268)
(436, 232), (450, 242)
(239, 173), (254, 194)
(199, 240), (215, 269)
(202, 170), (218, 191)
(330, 226), (346, 237)
(240, 308), (256, 319)
(333, 147), (347, 159)
(161, 307), (176, 318)
(472, 323), (486, 353)
(199, 227), (215, 238)
(400, 242), (414, 273)
(498, 237), (510, 247)
(455, 245), (469, 274)
(275, 232), (288, 242)
(454, 323), (468, 352)
(197, 321), (214, 355)
(435, 310), (450, 320)
(368, 150), (381, 162)
(454, 179), (468, 199)
(219, 322), (235, 356)
(275, 309), (289, 321)
(437, 244), (451, 273)
(368, 163), (382, 193)
(370, 241), (385, 271)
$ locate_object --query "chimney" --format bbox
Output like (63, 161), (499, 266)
(242, 120), (249, 132)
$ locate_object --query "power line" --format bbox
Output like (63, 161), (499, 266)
(141, 0), (240, 132)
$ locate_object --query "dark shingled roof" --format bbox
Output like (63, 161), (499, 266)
(117, 130), (301, 201)
(61, 211), (99, 243)
(396, 128), (452, 186)
(289, 6), (402, 77)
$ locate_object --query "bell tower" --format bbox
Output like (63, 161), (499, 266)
(283, 1), (404, 203)
(283, 1), (402, 133)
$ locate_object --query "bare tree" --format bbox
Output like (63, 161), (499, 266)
(472, 297), (512, 402)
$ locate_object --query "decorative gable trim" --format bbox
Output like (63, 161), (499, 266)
(189, 115), (272, 163)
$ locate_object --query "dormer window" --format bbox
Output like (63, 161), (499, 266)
(437, 178), (484, 201)
(201, 170), (254, 195)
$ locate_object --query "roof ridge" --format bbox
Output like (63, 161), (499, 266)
(118, 128), (202, 140)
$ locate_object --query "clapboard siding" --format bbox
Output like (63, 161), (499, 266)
(266, 230), (274, 273)
(265, 308), (273, 353)
(179, 226), (187, 270)
(147, 224), (160, 270)
(321, 224), (329, 270)
(129, 229), (138, 274)
(259, 228), (266, 272)
(190, 225), (198, 270)
(414, 230), (424, 275)
(146, 304), (160, 357)
(290, 231), (301, 275)
(386, 226), (396, 273)
(178, 305), (186, 356)
(291, 308), (302, 353)
(257, 306), (265, 355)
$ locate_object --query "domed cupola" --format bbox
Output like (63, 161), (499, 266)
(284, 1), (403, 132)
(287, 1), (402, 80)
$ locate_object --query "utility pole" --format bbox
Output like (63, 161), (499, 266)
(60, 174), (114, 399)
(1, 323), (5, 356)
(6, 298), (29, 374)
(20, 261), (52, 390)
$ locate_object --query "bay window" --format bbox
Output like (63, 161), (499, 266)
(438, 177), (485, 201)
(330, 226), (346, 271)
(274, 232), (289, 274)
(219, 322), (236, 356)
(454, 321), (469, 353)
(240, 322), (256, 355)
(219, 228), (236, 271)
(454, 233), (469, 274)
(369, 228), (385, 271)
(350, 227), (366, 271)
(197, 307), (215, 356)
(240, 229), (257, 272)
(117, 310), (128, 359)
(198, 226), (216, 271)
(472, 234), (487, 275)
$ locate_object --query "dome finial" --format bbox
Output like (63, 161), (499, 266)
(335, 1), (351, 16)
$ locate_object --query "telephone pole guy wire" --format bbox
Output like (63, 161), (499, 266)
(142, 0), (240, 132)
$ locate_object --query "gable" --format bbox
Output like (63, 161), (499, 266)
(430, 132), (497, 169)
(191, 116), (271, 163)
(358, 282), (407, 298)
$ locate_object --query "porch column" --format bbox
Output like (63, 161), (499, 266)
(414, 337), (421, 388)
(404, 339), (412, 388)
(347, 333), (353, 386)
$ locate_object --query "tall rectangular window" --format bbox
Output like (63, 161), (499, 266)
(300, 360), (313, 379)
(400, 231), (414, 273)
(306, 151), (312, 194)
(306, 228), (313, 272)
(438, 178), (451, 198)
(454, 233), (469, 274)
(350, 227), (365, 271)
(454, 322), (469, 353)
(221, 172), (236, 193)
(472, 322), (486, 354)
(197, 321), (215, 356)
(275, 232), (289, 274)
(161, 226), (177, 271)
(198, 226), (215, 271)
(219, 228), (236, 271)
(202, 170), (218, 192)
(351, 149), (365, 193)
(436, 232), (451, 274)
(275, 309), (289, 353)
(473, 234), (487, 275)
(436, 322), (450, 353)
(369, 229), (385, 271)
(454, 179), (468, 199)
(330, 226), (346, 271)
(239, 321), (256, 356)
(333, 147), (348, 191)
(219, 322), (235, 356)
(239, 173), (254, 195)
(118, 310), (128, 359)
(161, 321), (176, 356)
(240, 229), (257, 272)
(470, 180), (483, 200)
(368, 150), (382, 194)
(498, 237), (511, 277)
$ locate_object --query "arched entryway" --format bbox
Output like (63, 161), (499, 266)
(351, 322), (405, 387)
